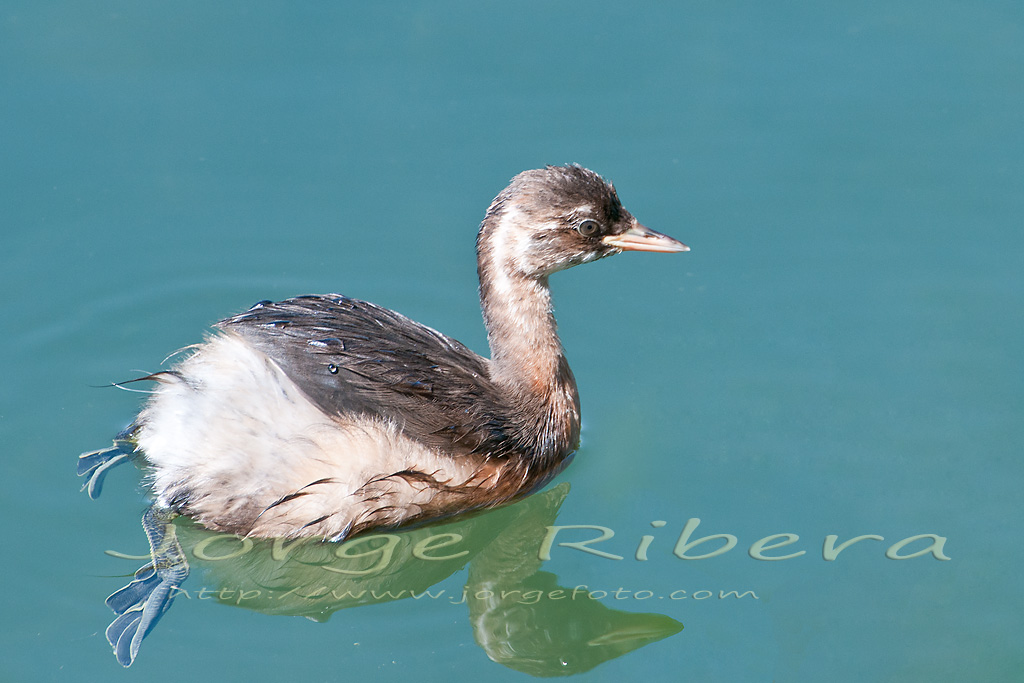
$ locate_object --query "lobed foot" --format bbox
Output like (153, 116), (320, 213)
(105, 506), (190, 667)
(77, 426), (138, 499)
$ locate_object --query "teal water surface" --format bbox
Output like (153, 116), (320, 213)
(2, 2), (1022, 681)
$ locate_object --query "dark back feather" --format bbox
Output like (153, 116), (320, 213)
(217, 295), (523, 459)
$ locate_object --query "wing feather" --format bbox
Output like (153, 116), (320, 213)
(216, 295), (520, 458)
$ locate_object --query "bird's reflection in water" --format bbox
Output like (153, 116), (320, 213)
(102, 483), (681, 675)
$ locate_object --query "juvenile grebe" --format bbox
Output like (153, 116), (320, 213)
(81, 165), (687, 542)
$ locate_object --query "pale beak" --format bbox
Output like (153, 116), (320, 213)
(602, 223), (689, 253)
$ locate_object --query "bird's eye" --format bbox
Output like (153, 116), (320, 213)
(577, 220), (600, 237)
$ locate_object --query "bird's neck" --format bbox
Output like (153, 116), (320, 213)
(480, 270), (563, 392)
(477, 217), (581, 458)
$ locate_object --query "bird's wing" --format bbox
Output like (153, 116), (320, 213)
(216, 295), (519, 458)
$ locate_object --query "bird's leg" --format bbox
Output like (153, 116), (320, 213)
(104, 505), (189, 667)
(77, 425), (139, 499)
